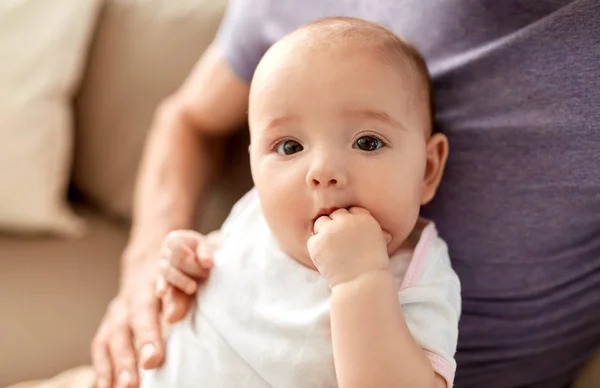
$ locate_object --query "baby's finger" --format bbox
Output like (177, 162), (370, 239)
(163, 287), (194, 324)
(383, 231), (393, 244)
(195, 231), (220, 268)
(347, 206), (371, 216)
(329, 208), (350, 219)
(166, 240), (207, 279)
(158, 259), (198, 295)
(162, 230), (203, 253)
(196, 245), (214, 270)
(312, 214), (332, 234)
(205, 230), (221, 247)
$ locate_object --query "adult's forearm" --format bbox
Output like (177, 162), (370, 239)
(330, 270), (438, 388)
(124, 99), (223, 271)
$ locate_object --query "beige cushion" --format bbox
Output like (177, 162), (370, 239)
(0, 206), (127, 387)
(73, 0), (228, 222)
(5, 366), (94, 388)
(0, 0), (101, 236)
(573, 347), (600, 388)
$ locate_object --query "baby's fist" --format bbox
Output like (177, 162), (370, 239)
(307, 207), (390, 288)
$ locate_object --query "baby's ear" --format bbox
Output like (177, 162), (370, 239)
(420, 133), (449, 205)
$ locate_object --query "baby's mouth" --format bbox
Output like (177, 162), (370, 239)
(313, 207), (341, 222)
(311, 206), (344, 234)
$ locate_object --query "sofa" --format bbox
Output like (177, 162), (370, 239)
(0, 1), (597, 387)
(0, 0), (251, 386)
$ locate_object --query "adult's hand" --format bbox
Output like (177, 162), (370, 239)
(91, 244), (169, 388)
(92, 230), (219, 388)
(90, 43), (250, 388)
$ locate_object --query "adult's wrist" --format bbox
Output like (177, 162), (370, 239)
(119, 231), (165, 287)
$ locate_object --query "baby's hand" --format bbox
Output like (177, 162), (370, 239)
(155, 230), (219, 323)
(307, 207), (391, 288)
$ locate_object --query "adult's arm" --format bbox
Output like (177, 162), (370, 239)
(91, 44), (250, 388)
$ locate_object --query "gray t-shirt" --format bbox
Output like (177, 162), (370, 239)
(216, 1), (600, 387)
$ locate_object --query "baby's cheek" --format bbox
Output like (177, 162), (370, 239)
(377, 194), (420, 243)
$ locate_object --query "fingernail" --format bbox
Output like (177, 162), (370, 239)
(140, 343), (156, 363)
(118, 370), (132, 387)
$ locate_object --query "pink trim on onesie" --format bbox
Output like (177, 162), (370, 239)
(399, 222), (455, 387)
(425, 350), (455, 388)
(399, 221), (437, 289)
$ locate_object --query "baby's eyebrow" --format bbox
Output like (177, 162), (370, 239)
(345, 108), (406, 131)
(265, 115), (299, 130)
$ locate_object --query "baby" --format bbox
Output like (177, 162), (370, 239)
(142, 17), (460, 388)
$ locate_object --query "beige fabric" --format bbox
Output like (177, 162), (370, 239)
(0, 0), (101, 236)
(6, 366), (94, 388)
(73, 0), (228, 222)
(0, 206), (127, 387)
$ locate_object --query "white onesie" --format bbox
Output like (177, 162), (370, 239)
(141, 189), (461, 388)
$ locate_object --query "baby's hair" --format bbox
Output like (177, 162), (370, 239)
(293, 17), (433, 132)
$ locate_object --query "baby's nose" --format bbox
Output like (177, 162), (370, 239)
(306, 159), (347, 189)
(309, 177), (338, 187)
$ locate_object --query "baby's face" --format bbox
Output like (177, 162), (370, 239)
(249, 42), (433, 268)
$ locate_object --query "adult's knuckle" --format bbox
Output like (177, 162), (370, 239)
(116, 354), (137, 368)
(107, 299), (126, 316)
(134, 297), (155, 313)
(131, 294), (157, 316)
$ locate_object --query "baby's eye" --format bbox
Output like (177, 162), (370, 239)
(353, 136), (384, 151)
(276, 140), (304, 155)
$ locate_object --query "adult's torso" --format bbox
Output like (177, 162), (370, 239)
(217, 1), (600, 386)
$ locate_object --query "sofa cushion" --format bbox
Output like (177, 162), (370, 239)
(0, 0), (102, 236)
(0, 205), (127, 387)
(73, 0), (228, 223)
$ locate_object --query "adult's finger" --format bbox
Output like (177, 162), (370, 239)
(158, 259), (198, 295)
(107, 328), (139, 388)
(154, 275), (167, 298)
(91, 336), (113, 388)
(163, 287), (194, 324)
(130, 296), (165, 370)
